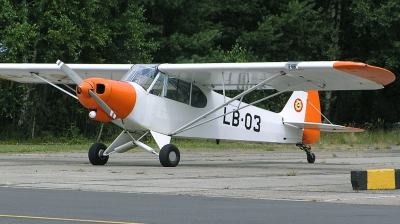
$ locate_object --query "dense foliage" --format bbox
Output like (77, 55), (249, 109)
(0, 0), (399, 142)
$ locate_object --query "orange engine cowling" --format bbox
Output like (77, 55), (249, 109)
(76, 78), (137, 122)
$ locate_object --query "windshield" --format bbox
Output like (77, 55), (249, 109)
(121, 64), (159, 89)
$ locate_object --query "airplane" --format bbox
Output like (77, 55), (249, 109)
(0, 61), (395, 166)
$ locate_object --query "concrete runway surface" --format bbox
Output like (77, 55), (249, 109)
(1, 148), (400, 205)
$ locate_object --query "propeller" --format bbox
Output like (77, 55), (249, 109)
(56, 60), (84, 85)
(56, 60), (117, 119)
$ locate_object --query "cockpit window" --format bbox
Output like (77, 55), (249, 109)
(121, 64), (158, 89)
(163, 77), (207, 108)
(122, 64), (207, 108)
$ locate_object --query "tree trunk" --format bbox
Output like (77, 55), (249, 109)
(96, 123), (105, 142)
(324, 0), (342, 121)
(31, 107), (36, 139)
(18, 85), (33, 127)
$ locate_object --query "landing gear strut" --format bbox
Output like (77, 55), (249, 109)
(296, 143), (315, 163)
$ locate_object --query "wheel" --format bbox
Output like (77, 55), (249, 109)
(159, 144), (180, 167)
(88, 143), (109, 165)
(307, 153), (315, 163)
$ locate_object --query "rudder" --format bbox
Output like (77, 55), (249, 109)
(303, 91), (321, 144)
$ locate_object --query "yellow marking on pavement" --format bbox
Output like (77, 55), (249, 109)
(0, 214), (145, 224)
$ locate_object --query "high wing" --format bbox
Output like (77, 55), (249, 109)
(0, 63), (132, 84)
(158, 61), (395, 91)
(0, 61), (394, 91)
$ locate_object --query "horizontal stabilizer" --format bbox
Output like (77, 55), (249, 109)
(284, 121), (364, 132)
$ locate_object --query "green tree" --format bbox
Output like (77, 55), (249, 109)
(141, 0), (272, 63)
(239, 0), (337, 61)
(331, 0), (400, 125)
(0, 0), (159, 141)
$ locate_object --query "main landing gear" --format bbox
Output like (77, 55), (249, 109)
(86, 130), (182, 167)
(87, 134), (180, 167)
(296, 142), (315, 163)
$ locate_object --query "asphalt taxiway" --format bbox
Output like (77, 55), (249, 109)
(1, 148), (400, 204)
(1, 187), (400, 224)
(1, 148), (400, 223)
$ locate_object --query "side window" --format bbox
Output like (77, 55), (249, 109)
(165, 78), (191, 104)
(149, 73), (207, 108)
(190, 85), (207, 108)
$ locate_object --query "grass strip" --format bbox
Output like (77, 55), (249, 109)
(0, 130), (399, 153)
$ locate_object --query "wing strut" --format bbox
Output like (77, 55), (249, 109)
(62, 83), (76, 92)
(170, 71), (286, 135)
(307, 100), (332, 124)
(30, 73), (78, 99)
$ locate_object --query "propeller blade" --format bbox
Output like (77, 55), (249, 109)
(56, 60), (84, 85)
(88, 90), (117, 119)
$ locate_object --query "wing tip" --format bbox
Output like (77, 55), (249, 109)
(333, 61), (396, 86)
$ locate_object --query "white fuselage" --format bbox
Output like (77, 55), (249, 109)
(112, 82), (303, 144)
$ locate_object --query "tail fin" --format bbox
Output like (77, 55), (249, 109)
(280, 91), (321, 144)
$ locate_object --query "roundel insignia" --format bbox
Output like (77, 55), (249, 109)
(294, 98), (303, 112)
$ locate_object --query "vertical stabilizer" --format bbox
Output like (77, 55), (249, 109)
(280, 91), (322, 144)
(279, 91), (308, 122)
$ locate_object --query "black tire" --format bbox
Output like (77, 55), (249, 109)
(307, 153), (315, 163)
(88, 143), (109, 165)
(159, 144), (180, 167)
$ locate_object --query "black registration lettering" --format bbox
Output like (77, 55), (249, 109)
(253, 115), (261, 132)
(245, 113), (252, 130)
(222, 107), (261, 132)
(232, 110), (240, 127)
(223, 107), (230, 125)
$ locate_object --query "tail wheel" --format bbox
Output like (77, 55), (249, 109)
(88, 143), (109, 165)
(159, 144), (180, 167)
(296, 143), (316, 164)
(307, 153), (316, 163)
